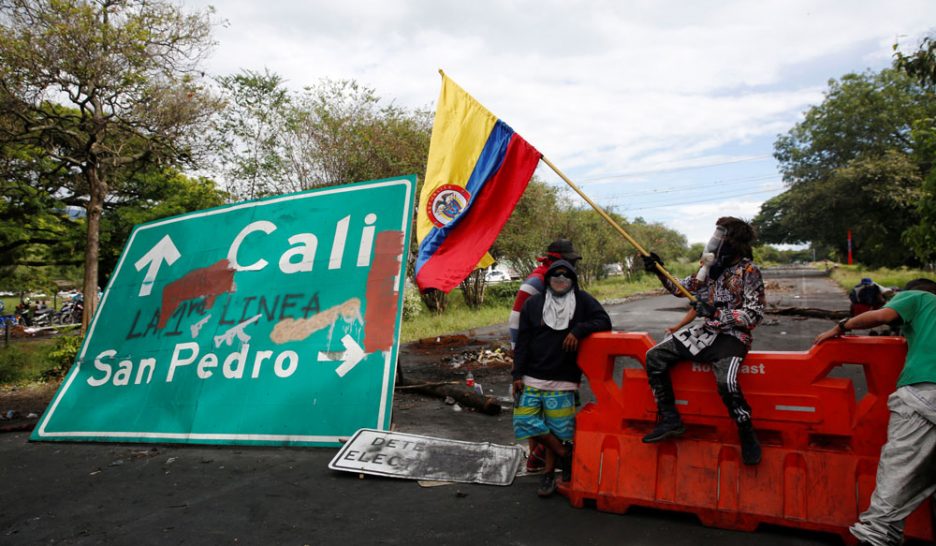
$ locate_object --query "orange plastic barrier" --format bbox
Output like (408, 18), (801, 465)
(562, 332), (934, 544)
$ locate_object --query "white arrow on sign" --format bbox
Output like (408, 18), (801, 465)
(318, 335), (367, 377)
(134, 235), (181, 297)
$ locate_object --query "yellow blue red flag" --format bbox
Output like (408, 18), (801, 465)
(415, 72), (542, 292)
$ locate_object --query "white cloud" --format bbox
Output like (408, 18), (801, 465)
(184, 0), (936, 242)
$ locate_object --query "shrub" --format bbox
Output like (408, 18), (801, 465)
(402, 284), (424, 320)
(0, 346), (30, 384)
(483, 281), (521, 307)
(40, 334), (82, 381)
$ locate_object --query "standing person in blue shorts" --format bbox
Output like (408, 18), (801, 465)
(512, 260), (612, 497)
(508, 239), (583, 473)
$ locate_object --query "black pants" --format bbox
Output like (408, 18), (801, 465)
(645, 335), (753, 424)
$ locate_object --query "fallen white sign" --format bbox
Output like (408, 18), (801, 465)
(329, 429), (524, 486)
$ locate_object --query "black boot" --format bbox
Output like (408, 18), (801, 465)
(738, 421), (761, 465)
(642, 407), (685, 443)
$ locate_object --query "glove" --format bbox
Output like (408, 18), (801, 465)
(691, 300), (717, 318)
(642, 252), (664, 273)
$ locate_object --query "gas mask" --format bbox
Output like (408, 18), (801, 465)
(696, 225), (727, 282)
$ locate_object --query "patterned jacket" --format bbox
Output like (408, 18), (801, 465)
(662, 258), (766, 348)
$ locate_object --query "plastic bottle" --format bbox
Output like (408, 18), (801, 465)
(465, 370), (475, 388)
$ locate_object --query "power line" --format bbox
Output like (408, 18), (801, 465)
(579, 154), (774, 183)
(603, 176), (780, 205)
(604, 174), (778, 199)
(616, 186), (785, 211)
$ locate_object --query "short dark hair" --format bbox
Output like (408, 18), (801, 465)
(715, 217), (757, 259)
(904, 278), (936, 295)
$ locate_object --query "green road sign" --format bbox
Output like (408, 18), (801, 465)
(32, 177), (415, 446)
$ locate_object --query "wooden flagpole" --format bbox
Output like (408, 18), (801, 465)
(540, 155), (697, 301)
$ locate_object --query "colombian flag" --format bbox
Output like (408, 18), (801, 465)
(415, 72), (542, 292)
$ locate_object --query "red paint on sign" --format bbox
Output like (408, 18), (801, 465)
(159, 259), (235, 329)
(364, 231), (404, 353)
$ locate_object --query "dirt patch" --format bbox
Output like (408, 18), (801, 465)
(765, 280), (796, 292)
(0, 380), (60, 431)
(416, 334), (472, 348)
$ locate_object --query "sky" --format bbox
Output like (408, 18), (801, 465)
(185, 0), (935, 244)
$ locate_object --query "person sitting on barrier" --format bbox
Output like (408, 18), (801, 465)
(512, 259), (612, 497)
(508, 239), (582, 474)
(814, 278), (936, 546)
(641, 216), (766, 465)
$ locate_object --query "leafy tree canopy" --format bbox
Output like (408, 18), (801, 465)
(756, 66), (936, 267)
(0, 0), (219, 329)
(213, 74), (432, 200)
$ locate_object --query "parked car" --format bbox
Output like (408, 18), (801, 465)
(484, 269), (511, 283)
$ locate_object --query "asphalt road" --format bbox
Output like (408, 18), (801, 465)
(0, 268), (893, 546)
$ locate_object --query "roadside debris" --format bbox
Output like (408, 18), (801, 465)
(444, 348), (512, 370)
(766, 306), (848, 320)
(396, 375), (502, 415)
(329, 429), (523, 486)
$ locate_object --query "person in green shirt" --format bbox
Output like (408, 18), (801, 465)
(814, 278), (936, 546)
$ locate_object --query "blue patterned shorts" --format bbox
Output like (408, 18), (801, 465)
(512, 386), (577, 441)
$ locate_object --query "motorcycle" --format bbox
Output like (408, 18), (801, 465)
(29, 306), (55, 327)
(56, 298), (83, 325)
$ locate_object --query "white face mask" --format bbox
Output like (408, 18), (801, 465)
(543, 273), (576, 330)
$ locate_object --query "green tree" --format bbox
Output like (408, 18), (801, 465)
(0, 0), (219, 330)
(556, 207), (627, 285)
(903, 121), (936, 263)
(756, 68), (935, 266)
(214, 70), (292, 200)
(215, 76), (433, 201)
(0, 142), (84, 271)
(491, 178), (561, 274)
(895, 35), (936, 88)
(895, 34), (936, 263)
(625, 218), (690, 277)
(99, 168), (227, 283)
(287, 79), (432, 191)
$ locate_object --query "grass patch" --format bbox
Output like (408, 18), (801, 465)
(829, 264), (935, 292)
(401, 299), (512, 342)
(0, 338), (58, 384)
(2, 297), (19, 314)
(1, 296), (70, 316)
(0, 334), (81, 385)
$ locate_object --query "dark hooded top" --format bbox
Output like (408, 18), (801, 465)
(512, 260), (612, 383)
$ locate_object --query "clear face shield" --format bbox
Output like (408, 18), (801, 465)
(695, 225), (727, 282)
